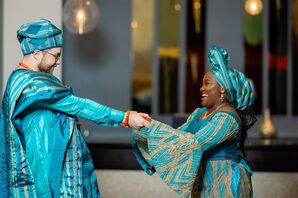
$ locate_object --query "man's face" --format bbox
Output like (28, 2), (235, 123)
(38, 47), (62, 74)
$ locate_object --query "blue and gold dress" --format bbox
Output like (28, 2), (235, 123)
(132, 108), (253, 198)
(1, 69), (125, 198)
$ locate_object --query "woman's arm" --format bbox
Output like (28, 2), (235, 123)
(148, 112), (239, 151)
(133, 112), (240, 197)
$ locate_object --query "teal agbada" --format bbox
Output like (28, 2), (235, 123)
(17, 19), (63, 55)
(1, 69), (125, 197)
(0, 107), (8, 197)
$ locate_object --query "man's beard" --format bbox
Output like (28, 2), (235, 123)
(39, 63), (57, 74)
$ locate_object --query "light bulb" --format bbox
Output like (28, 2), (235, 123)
(131, 20), (139, 29)
(174, 3), (181, 12)
(76, 9), (86, 34)
(244, 0), (263, 16)
(193, 1), (201, 10)
(63, 0), (100, 35)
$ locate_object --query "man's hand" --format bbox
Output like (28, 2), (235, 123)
(128, 111), (151, 130)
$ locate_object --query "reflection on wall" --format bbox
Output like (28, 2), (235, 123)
(131, 0), (153, 113)
(268, 0), (288, 115)
(185, 0), (206, 113)
(158, 0), (180, 114)
(243, 11), (263, 114)
(292, 0), (298, 114)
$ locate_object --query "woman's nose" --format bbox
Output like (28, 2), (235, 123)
(200, 85), (204, 92)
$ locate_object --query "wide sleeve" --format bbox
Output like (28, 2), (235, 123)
(36, 94), (125, 127)
(132, 112), (239, 197)
(176, 108), (200, 131)
(132, 108), (200, 175)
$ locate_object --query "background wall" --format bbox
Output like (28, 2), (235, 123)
(63, 0), (133, 143)
(206, 0), (244, 71)
(1, 0), (62, 94)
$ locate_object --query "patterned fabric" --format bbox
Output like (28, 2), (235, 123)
(17, 19), (63, 55)
(132, 108), (253, 198)
(2, 69), (124, 197)
(208, 46), (255, 110)
(0, 107), (8, 197)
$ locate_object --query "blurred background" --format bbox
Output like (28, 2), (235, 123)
(1, 0), (298, 197)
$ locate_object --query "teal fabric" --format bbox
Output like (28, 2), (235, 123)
(208, 46), (255, 110)
(132, 108), (252, 197)
(2, 69), (125, 197)
(0, 107), (8, 197)
(17, 19), (63, 55)
(187, 109), (252, 197)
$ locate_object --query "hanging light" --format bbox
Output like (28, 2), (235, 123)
(244, 0), (263, 16)
(174, 3), (181, 12)
(131, 20), (139, 29)
(193, 0), (201, 33)
(63, 0), (100, 35)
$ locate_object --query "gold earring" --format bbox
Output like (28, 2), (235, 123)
(220, 93), (224, 103)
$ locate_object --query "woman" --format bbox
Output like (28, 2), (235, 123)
(132, 46), (256, 197)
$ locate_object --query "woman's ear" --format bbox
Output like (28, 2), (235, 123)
(220, 87), (226, 94)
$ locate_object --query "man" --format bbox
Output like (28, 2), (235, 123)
(1, 19), (148, 197)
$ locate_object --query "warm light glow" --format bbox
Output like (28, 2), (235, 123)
(244, 0), (263, 16)
(174, 3), (181, 12)
(76, 9), (86, 34)
(63, 0), (100, 35)
(193, 1), (201, 10)
(250, 2), (257, 11)
(131, 20), (139, 29)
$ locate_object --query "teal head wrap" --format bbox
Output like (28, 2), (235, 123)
(208, 46), (255, 110)
(17, 19), (63, 55)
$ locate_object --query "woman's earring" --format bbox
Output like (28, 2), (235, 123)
(220, 93), (224, 103)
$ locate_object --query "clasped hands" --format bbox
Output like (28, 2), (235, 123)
(127, 111), (152, 130)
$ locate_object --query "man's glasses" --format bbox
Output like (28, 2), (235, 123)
(42, 50), (61, 62)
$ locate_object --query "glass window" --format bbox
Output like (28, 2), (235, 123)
(268, 0), (288, 115)
(292, 0), (298, 115)
(158, 0), (181, 114)
(185, 0), (206, 113)
(131, 0), (154, 113)
(243, 11), (263, 114)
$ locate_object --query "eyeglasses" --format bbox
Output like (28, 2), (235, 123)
(42, 50), (61, 62)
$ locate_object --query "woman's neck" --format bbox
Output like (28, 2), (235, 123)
(201, 102), (228, 119)
(209, 102), (227, 112)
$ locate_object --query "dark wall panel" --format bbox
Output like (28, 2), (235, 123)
(63, 0), (132, 143)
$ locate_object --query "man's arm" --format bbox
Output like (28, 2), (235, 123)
(36, 94), (149, 129)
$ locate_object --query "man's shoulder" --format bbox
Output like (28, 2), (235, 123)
(10, 70), (62, 85)
(7, 69), (68, 94)
(8, 69), (40, 84)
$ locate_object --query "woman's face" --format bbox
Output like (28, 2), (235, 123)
(200, 72), (223, 108)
